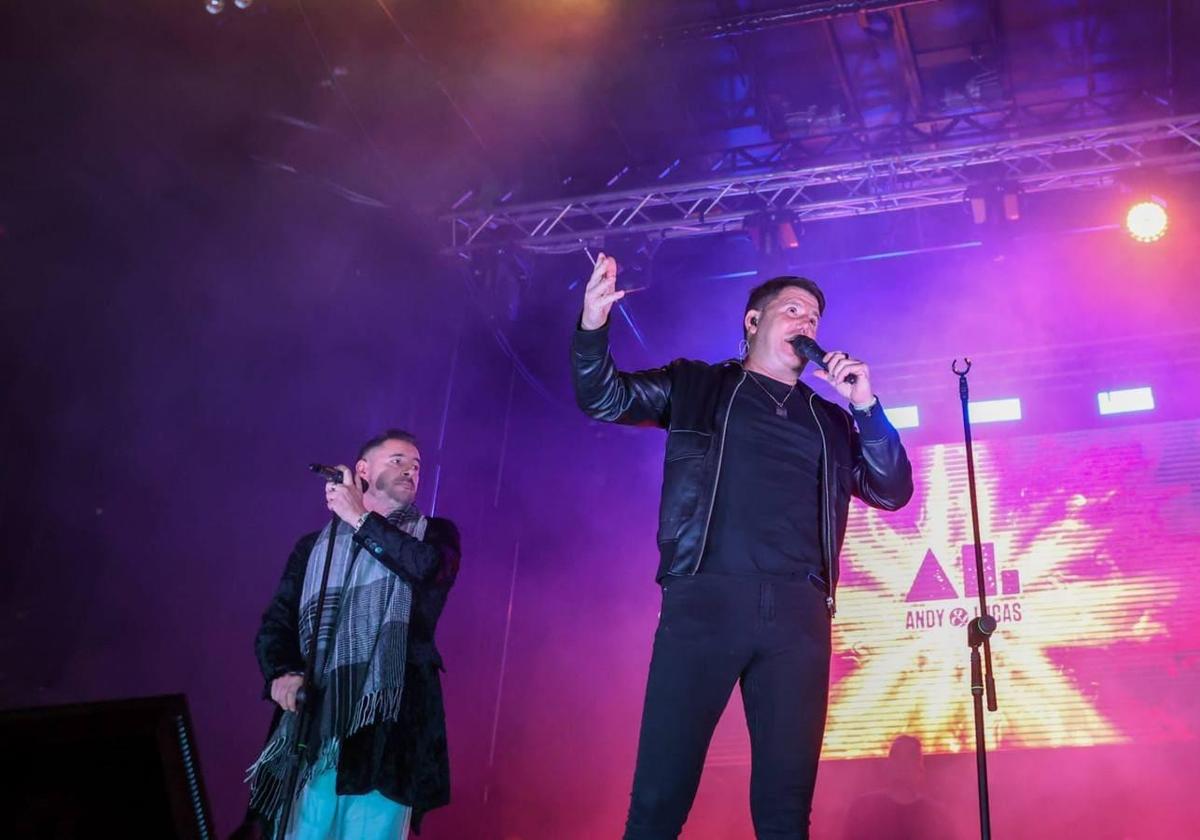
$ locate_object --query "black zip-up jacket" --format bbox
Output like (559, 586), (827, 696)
(571, 321), (913, 614)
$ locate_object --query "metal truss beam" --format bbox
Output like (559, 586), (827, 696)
(445, 92), (1163, 228)
(444, 112), (1200, 254)
(889, 7), (925, 118)
(653, 0), (935, 43)
(693, 91), (1170, 177)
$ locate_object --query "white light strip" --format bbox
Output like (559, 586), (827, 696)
(1098, 387), (1155, 415)
(884, 404), (920, 429)
(968, 398), (1022, 424)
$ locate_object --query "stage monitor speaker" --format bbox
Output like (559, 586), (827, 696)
(0, 693), (214, 839)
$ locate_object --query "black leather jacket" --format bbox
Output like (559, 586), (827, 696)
(571, 322), (913, 614)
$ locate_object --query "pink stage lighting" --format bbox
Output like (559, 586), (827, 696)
(1124, 200), (1168, 243)
(1098, 387), (1155, 416)
(968, 397), (1022, 424)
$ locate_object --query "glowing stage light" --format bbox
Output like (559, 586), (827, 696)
(205, 0), (225, 13)
(883, 405), (920, 430)
(1125, 200), (1168, 243)
(1098, 387), (1155, 416)
(968, 398), (1022, 424)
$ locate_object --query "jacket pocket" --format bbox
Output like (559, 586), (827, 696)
(659, 431), (709, 539)
(664, 429), (710, 462)
(835, 463), (855, 497)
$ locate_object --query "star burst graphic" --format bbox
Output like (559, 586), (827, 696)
(823, 440), (1180, 759)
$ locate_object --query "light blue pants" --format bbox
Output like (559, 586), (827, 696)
(286, 769), (411, 840)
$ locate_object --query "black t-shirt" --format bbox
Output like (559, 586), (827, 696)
(700, 370), (824, 579)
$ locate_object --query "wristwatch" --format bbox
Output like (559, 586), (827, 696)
(850, 395), (879, 415)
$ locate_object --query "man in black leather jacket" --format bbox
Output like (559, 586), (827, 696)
(571, 255), (913, 840)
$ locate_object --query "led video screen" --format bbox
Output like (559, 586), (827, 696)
(818, 419), (1199, 759)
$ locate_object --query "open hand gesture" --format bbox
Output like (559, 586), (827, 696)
(581, 253), (624, 330)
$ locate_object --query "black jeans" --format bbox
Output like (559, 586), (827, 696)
(623, 573), (832, 840)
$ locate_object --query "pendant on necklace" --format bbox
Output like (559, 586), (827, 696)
(776, 406), (788, 419)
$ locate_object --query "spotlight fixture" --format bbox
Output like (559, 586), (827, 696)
(205, 0), (253, 13)
(746, 211), (801, 279)
(1124, 199), (1168, 243)
(747, 211), (800, 252)
(965, 183), (1021, 224)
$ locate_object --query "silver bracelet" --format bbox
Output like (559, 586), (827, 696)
(353, 512), (370, 532)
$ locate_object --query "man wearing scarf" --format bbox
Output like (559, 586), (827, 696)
(244, 430), (461, 839)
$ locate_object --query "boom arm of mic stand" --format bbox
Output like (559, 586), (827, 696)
(984, 637), (998, 712)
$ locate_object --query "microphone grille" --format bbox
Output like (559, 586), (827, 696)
(789, 334), (823, 363)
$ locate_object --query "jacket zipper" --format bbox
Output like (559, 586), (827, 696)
(808, 391), (837, 618)
(692, 369), (747, 574)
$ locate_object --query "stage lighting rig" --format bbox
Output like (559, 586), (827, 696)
(205, 0), (253, 14)
(966, 182), (1021, 225)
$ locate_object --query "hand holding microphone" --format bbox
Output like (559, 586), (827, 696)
(308, 463), (344, 483)
(789, 335), (874, 407)
(308, 463), (368, 526)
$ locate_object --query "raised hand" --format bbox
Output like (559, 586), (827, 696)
(581, 253), (624, 330)
(325, 465), (367, 527)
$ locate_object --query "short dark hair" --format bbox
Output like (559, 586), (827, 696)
(744, 276), (826, 336)
(356, 429), (420, 462)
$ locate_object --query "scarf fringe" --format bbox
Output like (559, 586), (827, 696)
(244, 726), (290, 785)
(245, 728), (343, 822)
(244, 686), (406, 822)
(347, 686), (404, 737)
(245, 510), (424, 821)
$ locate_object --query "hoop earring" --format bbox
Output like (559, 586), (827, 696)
(738, 338), (749, 360)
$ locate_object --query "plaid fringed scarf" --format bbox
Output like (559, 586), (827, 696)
(245, 505), (428, 822)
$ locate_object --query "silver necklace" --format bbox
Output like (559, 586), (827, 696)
(745, 370), (797, 418)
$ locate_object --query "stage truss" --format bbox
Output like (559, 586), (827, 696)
(443, 111), (1200, 255)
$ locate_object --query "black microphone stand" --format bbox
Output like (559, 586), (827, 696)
(953, 359), (999, 840)
(275, 468), (344, 840)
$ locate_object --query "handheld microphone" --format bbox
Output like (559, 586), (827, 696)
(789, 335), (858, 385)
(308, 463), (344, 484)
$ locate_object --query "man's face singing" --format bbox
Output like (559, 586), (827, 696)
(745, 286), (822, 372)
